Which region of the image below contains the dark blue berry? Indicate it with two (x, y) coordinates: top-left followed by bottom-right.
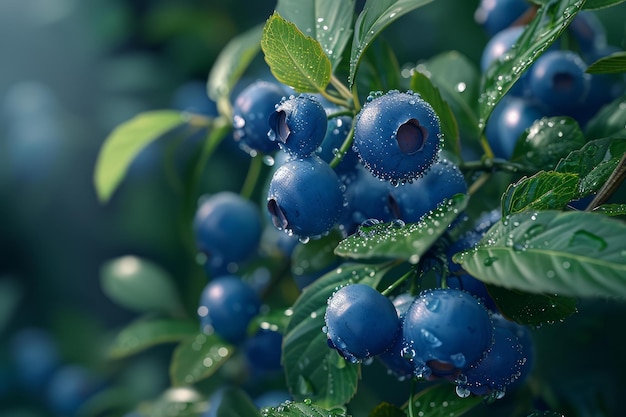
(485, 95), (543, 159)
(193, 192), (262, 276)
(325, 284), (400, 363)
(569, 11), (607, 54)
(403, 288), (494, 379)
(9, 328), (60, 393)
(45, 365), (104, 417)
(388, 158), (467, 224)
(244, 328), (283, 373)
(232, 80), (285, 155)
(353, 90), (441, 184)
(268, 94), (328, 157)
(267, 155), (345, 239)
(474, 0), (529, 36)
(378, 293), (417, 379)
(198, 275), (261, 344)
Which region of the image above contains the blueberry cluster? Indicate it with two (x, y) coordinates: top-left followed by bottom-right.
(478, 4), (626, 159)
(323, 283), (534, 400)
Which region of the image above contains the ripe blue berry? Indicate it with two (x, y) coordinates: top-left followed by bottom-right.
(353, 90), (441, 185)
(569, 11), (607, 54)
(193, 192), (262, 276)
(463, 314), (531, 396)
(325, 284), (400, 363)
(388, 158), (467, 224)
(485, 95), (543, 159)
(403, 288), (494, 379)
(244, 328), (283, 373)
(232, 80), (285, 155)
(267, 155), (345, 239)
(527, 50), (591, 116)
(268, 94), (328, 157)
(45, 365), (104, 417)
(474, 0), (529, 36)
(198, 275), (261, 344)
(480, 26), (525, 73)
(9, 328), (60, 393)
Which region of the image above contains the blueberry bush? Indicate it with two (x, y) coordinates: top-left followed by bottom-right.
(93, 0), (626, 416)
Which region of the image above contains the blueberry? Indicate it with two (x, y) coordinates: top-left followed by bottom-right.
(232, 80), (285, 155)
(339, 165), (394, 235)
(527, 50), (591, 116)
(403, 288), (494, 379)
(9, 327), (60, 393)
(485, 95), (544, 159)
(193, 191), (263, 276)
(378, 293), (417, 379)
(387, 158), (467, 224)
(569, 11), (607, 54)
(198, 275), (261, 344)
(463, 314), (532, 396)
(353, 90), (441, 184)
(474, 0), (529, 36)
(268, 94), (328, 157)
(45, 365), (105, 417)
(244, 328), (283, 373)
(480, 26), (525, 73)
(324, 283), (400, 363)
(267, 155), (345, 239)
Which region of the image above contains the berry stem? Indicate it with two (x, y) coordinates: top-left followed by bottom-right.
(319, 89), (351, 108)
(381, 268), (414, 297)
(407, 378), (417, 417)
(240, 153), (264, 200)
(330, 74), (354, 103)
(329, 120), (356, 168)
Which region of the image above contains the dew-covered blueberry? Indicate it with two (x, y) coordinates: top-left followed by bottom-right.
(324, 283), (400, 363)
(268, 94), (328, 157)
(353, 90), (441, 185)
(378, 293), (417, 379)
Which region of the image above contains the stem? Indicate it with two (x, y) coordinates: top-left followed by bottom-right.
(319, 89), (351, 108)
(468, 172), (491, 196)
(381, 268), (414, 297)
(329, 121), (356, 168)
(479, 133), (495, 160)
(460, 158), (532, 175)
(351, 83), (362, 113)
(326, 109), (354, 119)
(586, 153), (626, 211)
(330, 74), (354, 102)
(240, 153), (264, 200)
(407, 378), (417, 417)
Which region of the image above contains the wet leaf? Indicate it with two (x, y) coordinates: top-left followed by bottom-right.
(335, 194), (468, 261)
(593, 203), (626, 216)
(584, 95), (626, 139)
(276, 0), (355, 70)
(586, 50), (626, 74)
(410, 71), (461, 157)
(209, 387), (262, 417)
(502, 171), (580, 216)
(454, 210), (626, 298)
(511, 117), (586, 172)
(170, 332), (233, 386)
(109, 318), (198, 359)
(368, 402), (405, 417)
(261, 401), (349, 416)
(349, 0), (433, 86)
(261, 12), (332, 93)
(403, 383), (482, 417)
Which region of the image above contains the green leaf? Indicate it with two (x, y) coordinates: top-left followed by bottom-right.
(454, 210), (626, 298)
(109, 318), (198, 359)
(555, 137), (626, 195)
(525, 411), (567, 417)
(478, 0), (586, 131)
(261, 12), (332, 93)
(283, 263), (391, 408)
(485, 285), (577, 326)
(586, 51), (626, 74)
(207, 24), (263, 103)
(502, 171), (580, 216)
(355, 38), (402, 97)
(583, 0), (626, 9)
(404, 383), (482, 417)
(94, 111), (191, 202)
(262, 401), (350, 416)
(349, 0), (434, 86)
(100, 255), (183, 315)
(410, 71), (461, 156)
(209, 387), (262, 417)
(417, 51), (481, 142)
(170, 332), (233, 386)
(593, 203), (626, 216)
(584, 95), (626, 139)
(291, 229), (343, 279)
(139, 387), (206, 417)
(335, 194), (468, 261)
(276, 0), (355, 70)
(368, 402), (405, 417)
(511, 117), (586, 171)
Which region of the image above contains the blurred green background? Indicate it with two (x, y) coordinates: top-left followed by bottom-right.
(1, 0), (625, 416)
